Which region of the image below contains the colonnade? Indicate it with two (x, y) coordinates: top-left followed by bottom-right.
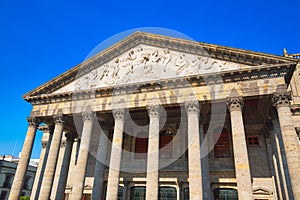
(8, 90), (300, 200)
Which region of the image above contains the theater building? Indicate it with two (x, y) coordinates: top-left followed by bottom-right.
(9, 32), (300, 200)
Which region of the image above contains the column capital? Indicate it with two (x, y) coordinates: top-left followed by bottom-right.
(112, 108), (125, 121)
(147, 104), (161, 118)
(82, 110), (96, 121)
(27, 116), (40, 127)
(227, 97), (243, 112)
(54, 111), (65, 125)
(184, 101), (200, 114)
(273, 91), (291, 109)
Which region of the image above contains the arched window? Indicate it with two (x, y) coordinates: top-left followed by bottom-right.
(159, 186), (177, 200)
(130, 186), (146, 200)
(213, 188), (238, 200)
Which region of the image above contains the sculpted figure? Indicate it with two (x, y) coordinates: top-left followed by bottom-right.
(150, 50), (161, 64)
(176, 54), (188, 74)
(162, 49), (171, 68)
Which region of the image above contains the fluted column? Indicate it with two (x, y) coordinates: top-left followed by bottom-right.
(39, 111), (65, 200)
(273, 89), (300, 200)
(9, 116), (40, 200)
(92, 127), (109, 200)
(106, 109), (125, 200)
(146, 105), (161, 200)
(30, 125), (53, 200)
(55, 132), (75, 200)
(71, 110), (95, 200)
(227, 97), (253, 200)
(185, 101), (203, 200)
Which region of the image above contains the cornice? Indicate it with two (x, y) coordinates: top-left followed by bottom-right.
(22, 32), (298, 101)
(26, 63), (294, 105)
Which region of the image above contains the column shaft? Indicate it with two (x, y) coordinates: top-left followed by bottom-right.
(274, 91), (300, 200)
(92, 128), (108, 199)
(271, 120), (290, 199)
(200, 125), (212, 200)
(39, 112), (64, 200)
(71, 110), (95, 200)
(50, 134), (67, 199)
(106, 109), (125, 200)
(185, 101), (203, 200)
(55, 133), (75, 200)
(9, 117), (39, 200)
(30, 126), (53, 200)
(227, 97), (253, 200)
(146, 105), (160, 200)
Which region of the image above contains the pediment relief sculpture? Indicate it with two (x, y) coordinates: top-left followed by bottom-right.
(54, 44), (248, 94)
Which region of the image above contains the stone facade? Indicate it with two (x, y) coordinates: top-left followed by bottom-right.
(9, 32), (300, 200)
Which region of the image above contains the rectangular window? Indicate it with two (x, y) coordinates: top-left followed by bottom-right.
(247, 136), (259, 146)
(214, 132), (231, 158)
(134, 137), (148, 159)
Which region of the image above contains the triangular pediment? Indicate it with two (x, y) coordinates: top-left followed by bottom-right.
(52, 44), (251, 94)
(253, 187), (272, 195)
(23, 31), (297, 101)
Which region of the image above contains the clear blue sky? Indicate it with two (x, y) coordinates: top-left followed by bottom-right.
(0, 0), (299, 159)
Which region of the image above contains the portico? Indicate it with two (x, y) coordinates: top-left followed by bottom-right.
(9, 32), (300, 200)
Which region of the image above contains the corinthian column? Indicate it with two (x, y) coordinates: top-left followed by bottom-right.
(9, 116), (40, 200)
(55, 132), (75, 200)
(227, 97), (253, 200)
(39, 111), (65, 200)
(106, 109), (125, 200)
(185, 101), (203, 200)
(273, 88), (300, 200)
(71, 110), (95, 200)
(146, 105), (161, 200)
(31, 125), (53, 200)
(92, 127), (109, 200)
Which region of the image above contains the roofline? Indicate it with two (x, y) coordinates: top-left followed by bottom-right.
(23, 31), (299, 100)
